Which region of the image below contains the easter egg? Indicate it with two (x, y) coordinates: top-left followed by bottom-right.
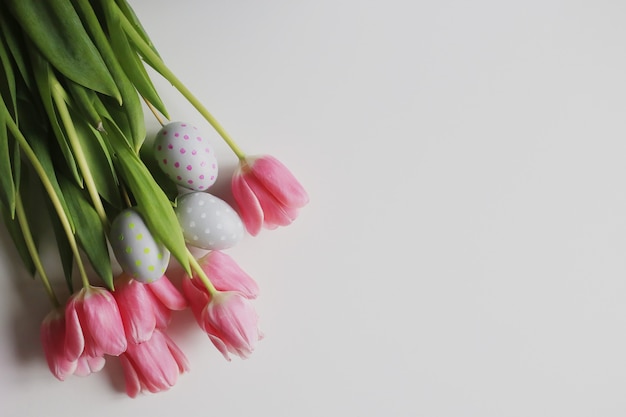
(175, 192), (245, 250)
(153, 121), (219, 191)
(110, 209), (171, 283)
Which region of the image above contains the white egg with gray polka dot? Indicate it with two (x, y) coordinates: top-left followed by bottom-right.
(176, 192), (244, 250)
(110, 209), (170, 283)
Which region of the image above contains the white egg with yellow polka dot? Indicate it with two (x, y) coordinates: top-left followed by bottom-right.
(110, 208), (170, 283)
(176, 192), (244, 250)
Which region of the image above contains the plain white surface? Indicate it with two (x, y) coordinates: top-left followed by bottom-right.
(2, 0), (626, 415)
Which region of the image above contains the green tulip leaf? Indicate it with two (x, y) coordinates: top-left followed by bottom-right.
(0, 35), (17, 118)
(113, 0), (162, 59)
(0, 10), (33, 90)
(0, 198), (35, 276)
(29, 51), (82, 186)
(4, 0), (120, 99)
(25, 135), (75, 234)
(66, 81), (103, 130)
(0, 111), (16, 217)
(46, 197), (74, 293)
(59, 175), (113, 290)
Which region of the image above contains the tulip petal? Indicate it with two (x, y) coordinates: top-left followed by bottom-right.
(207, 333), (232, 361)
(81, 288), (127, 357)
(217, 295), (258, 357)
(202, 251), (259, 299)
(151, 298), (174, 330)
(249, 155), (309, 208)
(114, 278), (157, 344)
(181, 277), (210, 330)
(120, 330), (188, 397)
(244, 172), (294, 227)
(119, 354), (142, 398)
(146, 276), (187, 311)
(41, 311), (78, 380)
(231, 171), (263, 236)
(163, 332), (190, 373)
(89, 355), (106, 373)
(74, 354), (106, 376)
(64, 298), (85, 362)
(127, 331), (180, 392)
(204, 292), (261, 360)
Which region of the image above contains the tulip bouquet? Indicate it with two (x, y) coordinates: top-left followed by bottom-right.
(0, 0), (308, 397)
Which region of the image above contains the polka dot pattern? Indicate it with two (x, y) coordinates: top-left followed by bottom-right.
(175, 192), (244, 250)
(153, 121), (219, 191)
(110, 209), (171, 283)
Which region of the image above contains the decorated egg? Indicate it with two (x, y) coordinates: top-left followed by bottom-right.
(175, 192), (245, 250)
(110, 208), (171, 283)
(153, 121), (219, 191)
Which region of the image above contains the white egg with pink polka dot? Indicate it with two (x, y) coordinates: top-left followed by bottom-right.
(153, 121), (219, 191)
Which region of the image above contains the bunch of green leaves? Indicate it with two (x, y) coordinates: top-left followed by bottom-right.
(0, 0), (189, 293)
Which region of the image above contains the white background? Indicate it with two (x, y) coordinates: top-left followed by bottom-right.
(2, 0), (626, 415)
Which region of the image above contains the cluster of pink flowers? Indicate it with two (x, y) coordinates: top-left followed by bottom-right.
(39, 155), (308, 397)
(41, 277), (172, 393)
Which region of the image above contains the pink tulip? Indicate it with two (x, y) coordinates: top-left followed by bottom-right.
(187, 251), (259, 299)
(64, 286), (127, 362)
(231, 155), (309, 236)
(40, 309), (77, 381)
(113, 274), (187, 343)
(182, 278), (262, 360)
(118, 330), (189, 398)
(41, 309), (106, 380)
(204, 291), (263, 360)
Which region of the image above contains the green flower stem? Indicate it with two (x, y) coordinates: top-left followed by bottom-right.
(15, 194), (60, 308)
(50, 78), (109, 230)
(4, 106), (91, 289)
(187, 248), (217, 296)
(117, 8), (247, 160)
